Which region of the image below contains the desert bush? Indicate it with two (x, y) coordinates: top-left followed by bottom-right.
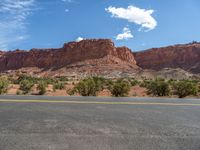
(174, 80), (198, 98)
(168, 79), (177, 85)
(0, 78), (9, 94)
(42, 77), (57, 84)
(19, 79), (34, 94)
(66, 88), (75, 96)
(37, 81), (47, 95)
(139, 80), (152, 88)
(56, 76), (69, 82)
(72, 77), (104, 96)
(16, 90), (22, 95)
(103, 79), (114, 90)
(92, 76), (106, 90)
(127, 78), (139, 86)
(110, 80), (131, 97)
(147, 79), (170, 96)
(130, 80), (139, 86)
(53, 82), (65, 91)
(15, 75), (38, 84)
(14, 75), (58, 85)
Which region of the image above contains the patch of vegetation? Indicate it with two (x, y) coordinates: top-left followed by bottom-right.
(139, 79), (152, 88)
(14, 75), (37, 84)
(16, 90), (22, 95)
(19, 79), (34, 94)
(174, 80), (198, 98)
(42, 77), (58, 84)
(53, 82), (65, 91)
(14, 75), (57, 85)
(0, 77), (9, 94)
(109, 79), (131, 97)
(37, 81), (48, 95)
(127, 78), (139, 86)
(1, 74), (200, 98)
(71, 77), (105, 96)
(146, 79), (170, 96)
(56, 76), (69, 82)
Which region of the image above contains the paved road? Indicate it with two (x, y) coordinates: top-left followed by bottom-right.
(0, 96), (200, 150)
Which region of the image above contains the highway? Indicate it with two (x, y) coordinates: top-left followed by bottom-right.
(0, 96), (200, 150)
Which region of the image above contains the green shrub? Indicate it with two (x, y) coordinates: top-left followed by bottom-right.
(110, 80), (131, 97)
(92, 76), (106, 91)
(103, 79), (114, 90)
(73, 77), (104, 96)
(16, 90), (22, 95)
(174, 81), (198, 98)
(147, 79), (170, 96)
(66, 88), (75, 96)
(56, 76), (69, 82)
(139, 80), (152, 88)
(37, 81), (47, 95)
(53, 82), (65, 91)
(14, 75), (57, 85)
(19, 79), (34, 94)
(15, 75), (37, 84)
(127, 78), (139, 86)
(42, 77), (57, 84)
(0, 78), (9, 94)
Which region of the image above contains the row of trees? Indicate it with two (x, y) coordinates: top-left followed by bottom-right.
(70, 77), (199, 98)
(1, 75), (66, 95)
(69, 77), (131, 97)
(144, 78), (198, 98)
(0, 75), (199, 98)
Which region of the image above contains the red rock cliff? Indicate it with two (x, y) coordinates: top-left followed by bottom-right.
(134, 42), (200, 73)
(0, 39), (137, 72)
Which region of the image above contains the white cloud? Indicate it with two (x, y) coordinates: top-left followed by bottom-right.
(62, 0), (74, 3)
(115, 27), (133, 40)
(106, 5), (157, 31)
(75, 37), (84, 42)
(65, 9), (69, 12)
(0, 0), (35, 50)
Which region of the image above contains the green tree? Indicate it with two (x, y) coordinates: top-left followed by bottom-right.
(37, 81), (47, 95)
(74, 78), (97, 96)
(19, 79), (34, 94)
(110, 80), (131, 97)
(73, 77), (104, 96)
(147, 79), (170, 96)
(0, 78), (9, 94)
(174, 81), (198, 98)
(127, 78), (139, 86)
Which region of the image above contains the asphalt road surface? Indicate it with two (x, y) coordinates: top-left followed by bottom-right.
(0, 96), (200, 150)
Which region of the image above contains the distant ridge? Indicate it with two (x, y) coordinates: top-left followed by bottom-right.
(134, 42), (200, 74)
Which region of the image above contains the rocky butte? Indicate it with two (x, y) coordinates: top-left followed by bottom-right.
(0, 39), (139, 77)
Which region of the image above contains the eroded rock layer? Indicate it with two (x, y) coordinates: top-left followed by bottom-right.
(134, 42), (200, 74)
(0, 39), (138, 77)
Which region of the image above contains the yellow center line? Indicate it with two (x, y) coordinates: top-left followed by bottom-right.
(0, 99), (200, 106)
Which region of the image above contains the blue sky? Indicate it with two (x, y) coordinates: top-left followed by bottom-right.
(0, 0), (200, 51)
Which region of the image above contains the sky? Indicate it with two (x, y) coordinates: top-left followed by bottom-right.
(0, 0), (200, 51)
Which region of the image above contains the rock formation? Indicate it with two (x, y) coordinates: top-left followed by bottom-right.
(1, 39), (200, 78)
(0, 39), (139, 77)
(134, 42), (200, 74)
